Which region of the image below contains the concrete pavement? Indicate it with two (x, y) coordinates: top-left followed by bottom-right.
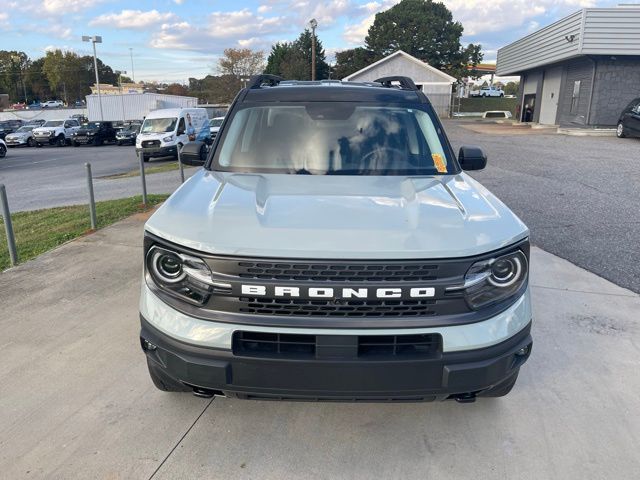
(1, 213), (639, 479)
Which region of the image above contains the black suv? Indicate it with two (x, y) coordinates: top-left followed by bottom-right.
(72, 121), (117, 146)
(0, 120), (23, 140)
(617, 98), (640, 138)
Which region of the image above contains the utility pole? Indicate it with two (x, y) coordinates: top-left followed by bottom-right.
(129, 47), (135, 83)
(82, 35), (104, 121)
(115, 70), (127, 123)
(309, 18), (318, 81)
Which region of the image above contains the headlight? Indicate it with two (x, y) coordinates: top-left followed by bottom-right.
(162, 135), (174, 142)
(146, 246), (222, 305)
(88, 132), (95, 136)
(448, 249), (528, 310)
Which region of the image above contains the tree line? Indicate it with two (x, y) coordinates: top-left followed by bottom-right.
(1, 0), (483, 106)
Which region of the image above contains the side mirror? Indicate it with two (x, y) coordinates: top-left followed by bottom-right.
(180, 141), (207, 166)
(177, 129), (185, 136)
(458, 146), (487, 171)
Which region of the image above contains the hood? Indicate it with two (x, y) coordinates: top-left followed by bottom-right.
(76, 128), (97, 135)
(145, 170), (529, 259)
(6, 132), (27, 139)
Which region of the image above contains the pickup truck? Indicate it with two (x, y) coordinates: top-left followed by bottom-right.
(471, 86), (505, 98)
(72, 121), (117, 146)
(139, 75), (532, 403)
(33, 119), (80, 147)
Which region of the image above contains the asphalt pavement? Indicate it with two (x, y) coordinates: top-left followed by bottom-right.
(444, 120), (640, 293)
(0, 145), (195, 212)
(1, 213), (639, 479)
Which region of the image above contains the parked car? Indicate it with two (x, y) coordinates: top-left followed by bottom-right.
(483, 110), (512, 119)
(70, 114), (88, 124)
(73, 100), (85, 107)
(136, 108), (210, 161)
(116, 123), (141, 146)
(11, 103), (27, 110)
(616, 98), (640, 138)
(72, 121), (117, 146)
(27, 102), (42, 110)
(4, 125), (37, 147)
(141, 75), (532, 402)
(209, 116), (224, 139)
(0, 120), (23, 140)
(471, 86), (505, 97)
(41, 100), (64, 108)
(0, 138), (6, 158)
(32, 119), (80, 146)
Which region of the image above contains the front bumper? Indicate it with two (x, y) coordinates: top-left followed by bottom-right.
(140, 285), (532, 401)
(4, 137), (27, 145)
(34, 134), (55, 144)
(136, 145), (177, 157)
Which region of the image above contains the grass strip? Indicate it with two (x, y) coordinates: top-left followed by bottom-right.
(102, 162), (195, 179)
(0, 194), (168, 270)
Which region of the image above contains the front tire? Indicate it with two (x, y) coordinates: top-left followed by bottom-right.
(0, 144), (6, 158)
(616, 122), (627, 138)
(27, 137), (35, 147)
(56, 135), (66, 147)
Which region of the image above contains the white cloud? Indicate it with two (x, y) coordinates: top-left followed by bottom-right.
(257, 5), (272, 13)
(90, 10), (177, 29)
(43, 0), (101, 14)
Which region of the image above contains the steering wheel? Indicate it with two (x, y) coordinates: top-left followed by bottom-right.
(360, 146), (406, 169)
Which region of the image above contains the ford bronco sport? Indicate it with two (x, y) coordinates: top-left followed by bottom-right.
(140, 75), (532, 402)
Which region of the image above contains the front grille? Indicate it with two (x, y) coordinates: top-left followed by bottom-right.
(238, 297), (437, 317)
(142, 140), (160, 148)
(235, 261), (439, 282)
(232, 331), (442, 360)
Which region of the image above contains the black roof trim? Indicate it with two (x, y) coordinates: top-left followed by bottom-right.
(249, 74), (283, 89)
(374, 76), (419, 91)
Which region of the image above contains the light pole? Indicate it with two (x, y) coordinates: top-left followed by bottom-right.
(129, 47), (135, 83)
(115, 70), (127, 123)
(309, 18), (318, 81)
(82, 35), (104, 121)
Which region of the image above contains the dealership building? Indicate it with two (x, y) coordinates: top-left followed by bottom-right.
(497, 7), (640, 127)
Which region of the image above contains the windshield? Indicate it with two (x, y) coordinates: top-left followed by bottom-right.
(210, 118), (224, 127)
(43, 121), (64, 127)
(214, 103), (453, 175)
(16, 126), (34, 132)
(141, 118), (177, 134)
(83, 122), (101, 129)
(124, 124), (141, 132)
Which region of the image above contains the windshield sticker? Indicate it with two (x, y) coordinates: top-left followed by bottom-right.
(432, 153), (447, 173)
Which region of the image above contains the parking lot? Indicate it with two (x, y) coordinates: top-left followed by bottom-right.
(0, 145), (191, 212)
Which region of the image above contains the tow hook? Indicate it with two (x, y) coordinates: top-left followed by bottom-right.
(454, 393), (477, 403)
(192, 387), (225, 399)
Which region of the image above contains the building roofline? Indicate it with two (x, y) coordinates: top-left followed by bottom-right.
(343, 50), (456, 83)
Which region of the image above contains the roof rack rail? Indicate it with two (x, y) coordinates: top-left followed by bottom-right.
(374, 76), (419, 91)
(249, 74), (284, 89)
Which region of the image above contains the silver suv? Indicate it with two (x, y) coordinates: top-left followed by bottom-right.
(139, 76), (532, 403)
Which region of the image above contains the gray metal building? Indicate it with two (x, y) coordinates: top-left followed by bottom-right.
(497, 7), (640, 127)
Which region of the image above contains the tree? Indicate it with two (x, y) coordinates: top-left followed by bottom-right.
(504, 81), (519, 96)
(0, 50), (29, 102)
(265, 29), (330, 80)
(218, 48), (265, 78)
(332, 47), (378, 79)
(364, 0), (482, 79)
(165, 83), (189, 96)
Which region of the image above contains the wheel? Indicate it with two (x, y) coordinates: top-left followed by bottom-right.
(117, 140), (122, 146)
(56, 135), (66, 147)
(73, 141), (80, 147)
(500, 93), (504, 97)
(27, 137), (35, 147)
(479, 370), (520, 398)
(143, 155), (150, 162)
(199, 144), (207, 161)
(616, 122), (627, 138)
(0, 144), (6, 158)
(146, 358), (190, 392)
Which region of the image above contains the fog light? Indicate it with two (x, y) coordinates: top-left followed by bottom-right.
(142, 339), (157, 351)
(516, 345), (529, 357)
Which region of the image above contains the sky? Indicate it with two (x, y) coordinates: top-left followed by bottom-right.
(1, 0), (620, 83)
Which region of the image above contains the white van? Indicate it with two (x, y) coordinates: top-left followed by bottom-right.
(136, 108), (210, 161)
